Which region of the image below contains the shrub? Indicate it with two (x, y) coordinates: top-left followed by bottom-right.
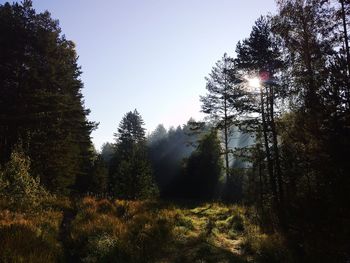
(0, 149), (51, 211)
(82, 233), (118, 263)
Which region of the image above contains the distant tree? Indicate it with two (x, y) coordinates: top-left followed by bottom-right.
(110, 110), (157, 199)
(89, 154), (108, 194)
(101, 142), (115, 164)
(147, 121), (198, 197)
(183, 131), (223, 200)
(148, 124), (167, 145)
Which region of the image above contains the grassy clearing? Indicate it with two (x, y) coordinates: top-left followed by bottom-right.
(0, 197), (291, 262)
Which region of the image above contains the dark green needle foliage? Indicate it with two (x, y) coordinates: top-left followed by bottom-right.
(182, 130), (223, 200)
(110, 110), (158, 199)
(88, 154), (109, 194)
(0, 0), (96, 193)
(147, 121), (199, 198)
(200, 53), (248, 184)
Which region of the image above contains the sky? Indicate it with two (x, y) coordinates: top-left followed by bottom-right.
(3, 0), (277, 150)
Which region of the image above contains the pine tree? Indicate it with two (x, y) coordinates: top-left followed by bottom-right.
(200, 53), (248, 184)
(110, 110), (157, 199)
(0, 1), (96, 193)
(183, 131), (223, 200)
(235, 16), (285, 225)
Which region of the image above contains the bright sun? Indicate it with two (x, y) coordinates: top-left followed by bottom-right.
(247, 77), (261, 88)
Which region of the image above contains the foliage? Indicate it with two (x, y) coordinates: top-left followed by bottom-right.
(181, 131), (223, 200)
(147, 121), (198, 198)
(110, 110), (158, 199)
(88, 154), (108, 194)
(200, 53), (249, 182)
(0, 149), (51, 211)
(0, 0), (96, 193)
(69, 197), (174, 262)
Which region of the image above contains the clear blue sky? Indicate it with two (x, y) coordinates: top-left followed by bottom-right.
(4, 0), (277, 150)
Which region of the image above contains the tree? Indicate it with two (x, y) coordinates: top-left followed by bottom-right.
(148, 124), (167, 145)
(0, 1), (96, 193)
(147, 121), (198, 198)
(110, 110), (157, 199)
(182, 131), (223, 200)
(101, 142), (115, 164)
(89, 154), (108, 194)
(200, 53), (247, 183)
(235, 16), (285, 226)
(265, 1), (350, 259)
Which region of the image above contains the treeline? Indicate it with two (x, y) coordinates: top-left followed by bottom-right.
(101, 119), (224, 200)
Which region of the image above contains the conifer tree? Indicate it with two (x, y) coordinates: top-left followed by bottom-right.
(110, 110), (157, 199)
(0, 1), (96, 192)
(200, 53), (248, 183)
(183, 131), (223, 200)
(235, 16), (285, 225)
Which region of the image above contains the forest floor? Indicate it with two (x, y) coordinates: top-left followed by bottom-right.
(0, 197), (288, 263)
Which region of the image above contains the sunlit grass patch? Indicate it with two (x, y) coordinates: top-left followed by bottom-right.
(239, 219), (294, 263)
(69, 197), (176, 262)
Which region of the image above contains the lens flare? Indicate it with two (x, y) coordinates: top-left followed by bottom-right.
(247, 77), (261, 88)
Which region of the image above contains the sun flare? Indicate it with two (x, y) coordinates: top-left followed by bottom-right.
(247, 77), (261, 88)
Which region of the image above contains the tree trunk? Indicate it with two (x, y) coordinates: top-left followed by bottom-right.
(268, 83), (286, 229)
(260, 88), (278, 209)
(268, 85), (284, 204)
(224, 88), (230, 183)
(340, 0), (350, 108)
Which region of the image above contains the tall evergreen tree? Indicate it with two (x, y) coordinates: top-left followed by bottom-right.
(200, 53), (249, 184)
(110, 110), (157, 199)
(235, 16), (286, 226)
(0, 1), (96, 193)
(182, 131), (223, 200)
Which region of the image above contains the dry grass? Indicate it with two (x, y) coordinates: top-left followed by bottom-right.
(0, 209), (63, 262)
(0, 196), (292, 262)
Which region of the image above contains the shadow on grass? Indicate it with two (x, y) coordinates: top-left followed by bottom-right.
(172, 238), (247, 263)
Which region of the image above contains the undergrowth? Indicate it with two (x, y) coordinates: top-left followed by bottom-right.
(0, 196), (294, 262)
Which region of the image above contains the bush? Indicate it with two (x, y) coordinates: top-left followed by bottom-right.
(0, 149), (51, 211)
(82, 233), (119, 263)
